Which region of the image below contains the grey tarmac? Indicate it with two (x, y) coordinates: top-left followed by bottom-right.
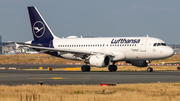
(0, 64), (81, 69)
(0, 70), (180, 85)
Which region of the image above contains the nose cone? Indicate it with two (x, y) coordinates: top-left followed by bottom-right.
(166, 47), (174, 58)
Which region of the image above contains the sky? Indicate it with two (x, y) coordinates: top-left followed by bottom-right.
(0, 0), (180, 44)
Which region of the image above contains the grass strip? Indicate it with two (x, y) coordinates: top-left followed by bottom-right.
(1, 83), (180, 101)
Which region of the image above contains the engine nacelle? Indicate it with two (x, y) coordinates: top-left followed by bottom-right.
(89, 55), (110, 67)
(126, 60), (148, 67)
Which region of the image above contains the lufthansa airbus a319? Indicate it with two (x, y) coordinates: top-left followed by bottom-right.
(14, 6), (174, 72)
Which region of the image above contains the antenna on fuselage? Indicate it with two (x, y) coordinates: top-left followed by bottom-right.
(146, 34), (149, 37)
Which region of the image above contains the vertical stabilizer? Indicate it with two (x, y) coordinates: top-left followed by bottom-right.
(28, 6), (57, 41)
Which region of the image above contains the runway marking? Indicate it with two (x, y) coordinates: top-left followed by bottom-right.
(0, 75), (4, 77)
(65, 68), (81, 71)
(27, 77), (89, 80)
(0, 75), (9, 77)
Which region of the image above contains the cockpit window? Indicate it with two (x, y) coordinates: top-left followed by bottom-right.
(161, 43), (166, 46)
(153, 43), (157, 46)
(157, 43), (161, 46)
(153, 43), (166, 46)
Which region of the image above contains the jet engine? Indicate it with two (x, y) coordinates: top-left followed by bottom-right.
(89, 55), (110, 67)
(126, 60), (148, 67)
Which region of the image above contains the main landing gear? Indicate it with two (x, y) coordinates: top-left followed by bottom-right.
(108, 62), (117, 72)
(146, 60), (153, 72)
(81, 65), (91, 72)
(81, 63), (118, 72)
(108, 65), (117, 72)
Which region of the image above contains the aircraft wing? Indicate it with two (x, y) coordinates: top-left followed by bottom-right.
(12, 42), (115, 56)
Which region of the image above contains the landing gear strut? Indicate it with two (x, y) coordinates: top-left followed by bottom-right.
(108, 62), (117, 72)
(81, 65), (91, 72)
(146, 60), (153, 72)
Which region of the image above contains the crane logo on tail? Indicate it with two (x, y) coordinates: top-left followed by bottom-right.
(33, 21), (45, 38)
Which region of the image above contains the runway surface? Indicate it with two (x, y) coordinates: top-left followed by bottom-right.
(0, 70), (180, 85)
(0, 63), (179, 69)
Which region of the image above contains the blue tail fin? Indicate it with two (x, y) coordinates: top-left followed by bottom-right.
(13, 47), (16, 53)
(28, 6), (56, 41)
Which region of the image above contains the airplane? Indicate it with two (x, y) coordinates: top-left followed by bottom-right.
(7, 47), (23, 54)
(25, 51), (39, 54)
(25, 48), (39, 54)
(14, 6), (174, 72)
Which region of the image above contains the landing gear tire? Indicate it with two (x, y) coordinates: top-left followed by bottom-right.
(108, 65), (117, 72)
(146, 60), (153, 72)
(147, 67), (153, 72)
(81, 65), (91, 72)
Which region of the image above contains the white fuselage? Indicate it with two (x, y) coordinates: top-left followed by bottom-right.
(52, 36), (174, 62)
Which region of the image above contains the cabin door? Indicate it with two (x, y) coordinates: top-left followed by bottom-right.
(140, 39), (147, 52)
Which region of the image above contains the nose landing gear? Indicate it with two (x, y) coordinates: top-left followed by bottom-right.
(146, 60), (153, 72)
(147, 67), (153, 72)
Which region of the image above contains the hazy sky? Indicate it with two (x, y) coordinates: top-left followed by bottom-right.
(0, 0), (179, 44)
